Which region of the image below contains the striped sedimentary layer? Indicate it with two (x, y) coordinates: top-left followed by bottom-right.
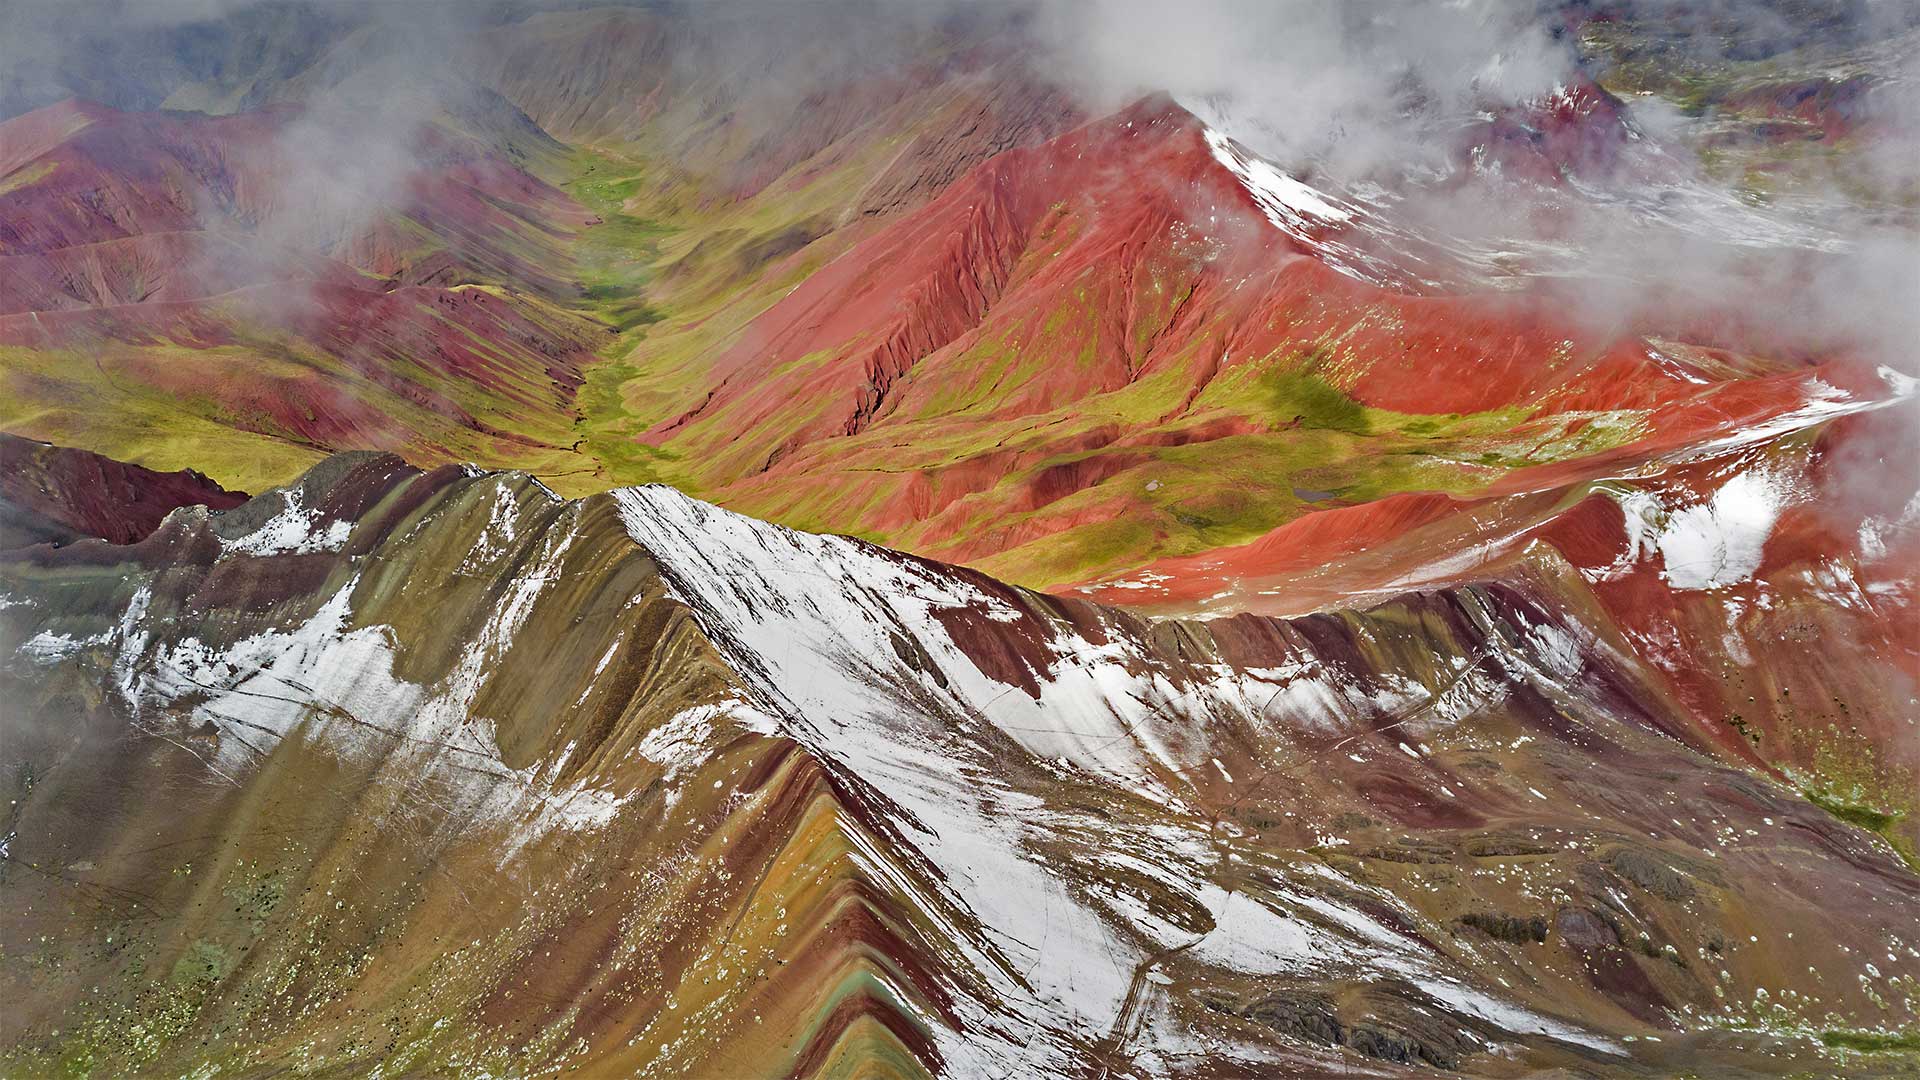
(1, 453), (1915, 1077)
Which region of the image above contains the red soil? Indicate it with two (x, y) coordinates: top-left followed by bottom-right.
(659, 94), (1746, 517)
(1074, 379), (1920, 781)
(0, 99), (604, 456)
(0, 433), (247, 547)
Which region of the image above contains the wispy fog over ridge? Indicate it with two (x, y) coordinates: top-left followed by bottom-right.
(3, 0), (1914, 371)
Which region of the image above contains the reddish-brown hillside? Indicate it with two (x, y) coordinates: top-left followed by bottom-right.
(0, 99), (604, 487)
(622, 94), (1837, 589)
(0, 432), (246, 547)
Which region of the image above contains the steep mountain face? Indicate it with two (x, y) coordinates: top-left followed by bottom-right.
(610, 89), (1883, 589)
(3, 452), (1915, 1077)
(0, 433), (247, 548)
(0, 95), (607, 491)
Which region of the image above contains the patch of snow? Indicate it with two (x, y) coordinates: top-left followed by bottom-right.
(1591, 459), (1809, 593)
(1645, 344), (1709, 384)
(1185, 885), (1321, 973)
(1655, 468), (1791, 590)
(1098, 570), (1172, 593)
(1807, 560), (1872, 610)
(1671, 371), (1908, 463)
(1414, 976), (1618, 1053)
(459, 478), (524, 571)
(1204, 128), (1352, 227)
(634, 702), (725, 773)
(15, 630), (94, 664)
(1525, 623), (1585, 680)
(223, 488), (352, 556)
(1857, 490), (1920, 564)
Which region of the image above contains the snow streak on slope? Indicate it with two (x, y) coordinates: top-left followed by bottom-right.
(96, 498), (629, 848)
(1201, 128), (1353, 231)
(614, 484), (1157, 1067)
(219, 488), (354, 556)
(1631, 467), (1792, 591)
(1199, 125), (1400, 287)
(611, 484), (1617, 1069)
(1197, 118), (1537, 292)
(622, 486), (1262, 802)
(1197, 92), (1858, 298)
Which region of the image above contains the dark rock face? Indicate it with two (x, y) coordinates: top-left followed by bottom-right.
(1210, 982), (1500, 1070)
(1349, 1023), (1458, 1069)
(1603, 846), (1699, 901)
(1557, 907), (1625, 948)
(1459, 911), (1551, 944)
(0, 433), (246, 548)
(1207, 989), (1346, 1047)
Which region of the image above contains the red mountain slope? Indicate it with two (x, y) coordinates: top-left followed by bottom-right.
(0, 99), (604, 486)
(621, 96), (1835, 589)
(1077, 362), (1919, 832)
(0, 432), (246, 547)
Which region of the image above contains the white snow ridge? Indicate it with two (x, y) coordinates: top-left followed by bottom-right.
(610, 483), (1616, 1073)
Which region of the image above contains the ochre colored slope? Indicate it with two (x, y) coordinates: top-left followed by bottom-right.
(3, 451), (1915, 1075)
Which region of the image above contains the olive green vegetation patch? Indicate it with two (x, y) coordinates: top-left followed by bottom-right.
(1808, 791), (1899, 834)
(1266, 370), (1371, 434)
(1786, 724), (1920, 873)
(563, 151), (675, 333)
(0, 346), (326, 492)
(1805, 790), (1917, 872)
(546, 141), (900, 495)
(0, 333), (591, 495)
(0, 159), (59, 198)
(973, 514), (1164, 588)
(169, 940), (234, 988)
(570, 356), (681, 493)
(1820, 1029), (1920, 1053)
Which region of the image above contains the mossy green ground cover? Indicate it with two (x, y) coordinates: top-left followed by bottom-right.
(1820, 1029), (1920, 1053)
